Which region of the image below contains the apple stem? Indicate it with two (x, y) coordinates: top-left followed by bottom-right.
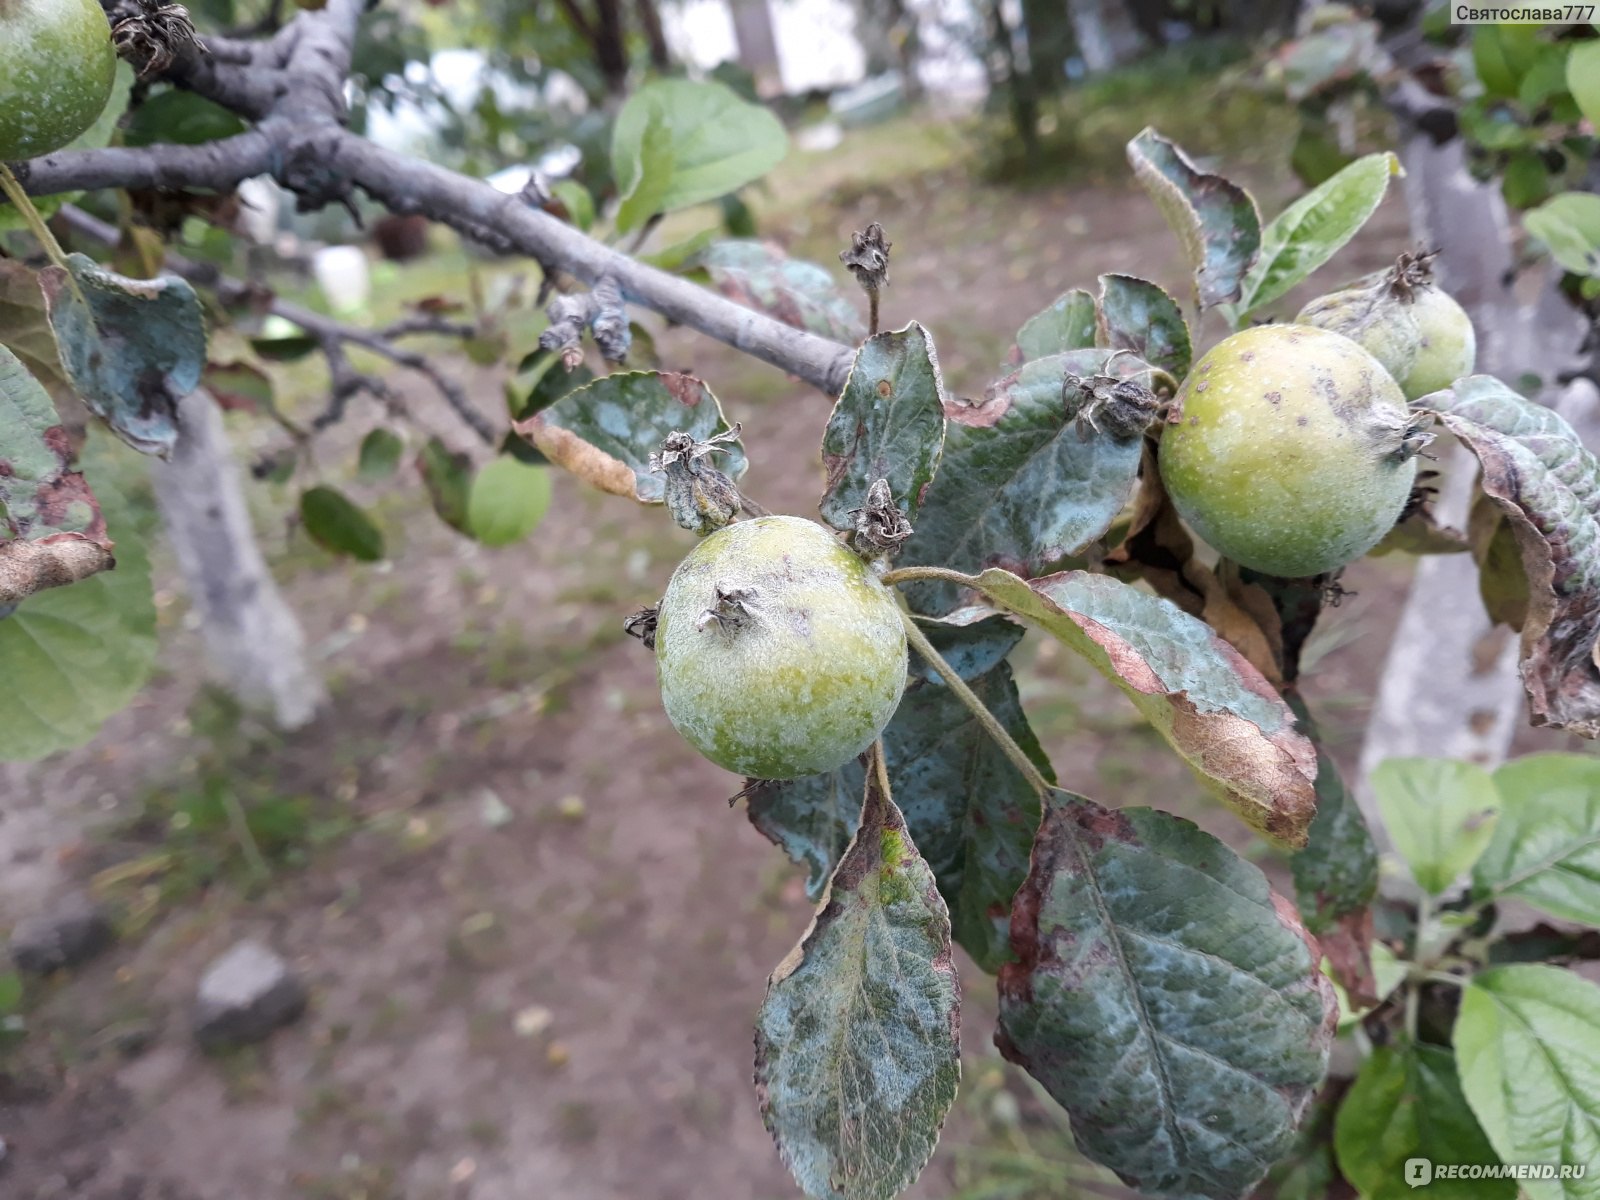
(0, 163), (73, 273)
(896, 606), (1052, 799)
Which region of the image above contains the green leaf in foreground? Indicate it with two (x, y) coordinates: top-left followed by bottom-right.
(1455, 966), (1600, 1200)
(1334, 1043), (1511, 1200)
(1225, 151), (1402, 322)
(1372, 757), (1500, 896)
(0, 455), (156, 761)
(1127, 127), (1262, 309)
(819, 322), (947, 531)
(754, 760), (960, 1200)
(299, 486), (385, 562)
(1472, 753), (1600, 926)
(466, 457), (552, 547)
(996, 789), (1334, 1200)
(514, 371), (745, 504)
(38, 254), (206, 458)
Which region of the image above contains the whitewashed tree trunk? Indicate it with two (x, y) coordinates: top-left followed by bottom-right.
(1067, 0), (1149, 73)
(1355, 130), (1596, 857)
(150, 389), (324, 729)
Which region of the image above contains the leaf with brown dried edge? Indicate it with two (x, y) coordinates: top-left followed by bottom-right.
(39, 254), (207, 458)
(898, 349), (1150, 617)
(1286, 693), (1379, 1004)
(996, 789), (1336, 1200)
(1127, 128), (1263, 310)
(754, 750), (960, 1200)
(916, 566), (1318, 846)
(1107, 477), (1287, 686)
(513, 370), (746, 503)
(1424, 375), (1600, 736)
(819, 321), (947, 532)
(0, 347), (113, 606)
(0, 260), (72, 405)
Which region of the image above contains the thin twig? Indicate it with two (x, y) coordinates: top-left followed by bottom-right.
(897, 607), (1052, 797)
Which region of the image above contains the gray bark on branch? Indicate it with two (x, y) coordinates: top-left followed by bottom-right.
(13, 0), (858, 398)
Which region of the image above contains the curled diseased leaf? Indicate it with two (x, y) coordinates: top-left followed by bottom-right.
(0, 347), (113, 605)
(900, 349), (1151, 617)
(1096, 274), (1192, 378)
(1424, 375), (1600, 736)
(820, 322), (947, 532)
(39, 253), (207, 458)
(754, 757), (960, 1200)
(933, 567), (1319, 846)
(1127, 128), (1262, 309)
(997, 789), (1336, 1200)
(514, 371), (746, 503)
(702, 240), (865, 343)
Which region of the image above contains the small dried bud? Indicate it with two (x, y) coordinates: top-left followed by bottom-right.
(650, 426), (745, 536)
(624, 603), (659, 650)
(1396, 413), (1437, 462)
(1385, 249), (1440, 303)
(111, 0), (206, 78)
(840, 223), (891, 293)
(696, 584), (761, 633)
(849, 478), (914, 562)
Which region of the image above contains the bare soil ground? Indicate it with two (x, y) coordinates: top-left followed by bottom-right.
(0, 113), (1582, 1200)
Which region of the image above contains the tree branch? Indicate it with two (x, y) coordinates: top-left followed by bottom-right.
(14, 0), (857, 397)
(14, 133), (276, 196)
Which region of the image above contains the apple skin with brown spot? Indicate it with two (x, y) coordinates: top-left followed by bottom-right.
(1158, 325), (1417, 579)
(655, 515), (907, 780)
(0, 0), (116, 161)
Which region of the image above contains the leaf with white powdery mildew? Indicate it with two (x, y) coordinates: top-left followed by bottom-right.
(890, 631), (1052, 973)
(1127, 128), (1262, 309)
(702, 240), (865, 343)
(0, 347), (113, 606)
(39, 254), (207, 458)
(1421, 375), (1600, 736)
(996, 789), (1336, 1200)
(513, 371), (746, 503)
(1096, 273), (1192, 378)
(755, 759), (960, 1200)
(899, 349), (1151, 617)
(1455, 965), (1600, 1200)
(945, 567), (1319, 846)
(820, 322), (947, 530)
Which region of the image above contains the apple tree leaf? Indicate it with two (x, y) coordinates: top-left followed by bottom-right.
(819, 322), (947, 531)
(996, 789), (1335, 1199)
